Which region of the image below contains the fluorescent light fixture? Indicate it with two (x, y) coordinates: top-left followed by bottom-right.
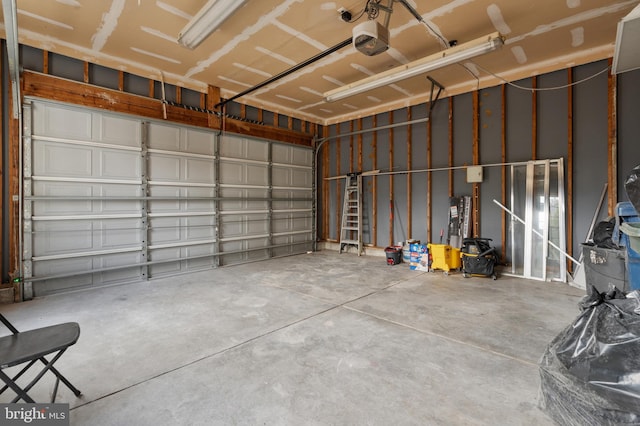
(612, 3), (640, 74)
(178, 0), (248, 49)
(324, 32), (504, 102)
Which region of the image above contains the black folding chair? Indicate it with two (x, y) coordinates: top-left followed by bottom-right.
(0, 313), (81, 403)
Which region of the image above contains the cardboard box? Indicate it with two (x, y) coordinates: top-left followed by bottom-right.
(410, 252), (430, 271)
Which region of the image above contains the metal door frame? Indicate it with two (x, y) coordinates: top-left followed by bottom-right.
(510, 159), (566, 282)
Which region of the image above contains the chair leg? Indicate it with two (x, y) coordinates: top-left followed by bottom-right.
(41, 360), (81, 397)
(0, 359), (38, 395)
(0, 369), (35, 403)
(51, 377), (60, 403)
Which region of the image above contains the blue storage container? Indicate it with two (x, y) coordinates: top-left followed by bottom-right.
(613, 202), (640, 247)
(620, 222), (640, 290)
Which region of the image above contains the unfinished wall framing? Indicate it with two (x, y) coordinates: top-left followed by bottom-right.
(319, 59), (640, 271)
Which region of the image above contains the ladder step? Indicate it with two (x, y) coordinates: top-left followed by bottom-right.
(343, 226), (359, 231)
(341, 239), (359, 245)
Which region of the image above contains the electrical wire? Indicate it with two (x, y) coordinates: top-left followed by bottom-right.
(419, 20), (449, 49)
(458, 63), (481, 90)
(347, 0), (378, 23)
(470, 61), (611, 92)
(347, 6), (368, 23)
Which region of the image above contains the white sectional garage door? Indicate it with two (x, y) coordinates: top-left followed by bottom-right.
(22, 99), (313, 297)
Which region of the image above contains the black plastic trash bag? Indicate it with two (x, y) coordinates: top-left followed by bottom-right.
(625, 165), (640, 216)
(593, 217), (618, 249)
(539, 286), (640, 425)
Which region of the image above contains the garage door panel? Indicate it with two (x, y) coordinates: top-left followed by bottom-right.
(96, 114), (140, 147)
(185, 187), (215, 211)
(273, 189), (312, 210)
(219, 162), (268, 187)
(148, 154), (181, 181)
(220, 135), (268, 162)
(148, 200), (181, 213)
(246, 164), (269, 186)
(184, 129), (215, 156)
(247, 237), (269, 250)
(185, 216), (215, 239)
(98, 266), (142, 284)
(273, 144), (312, 167)
(186, 187), (215, 198)
(149, 186), (181, 212)
(32, 199), (93, 218)
(219, 187), (268, 211)
(185, 245), (216, 270)
(272, 214), (289, 233)
(292, 215), (313, 231)
(101, 219), (142, 248)
(149, 247), (183, 276)
(98, 184), (142, 213)
(184, 199), (215, 212)
(34, 102), (92, 140)
(149, 217), (181, 244)
(219, 241), (268, 265)
(184, 158), (215, 183)
(221, 215), (268, 239)
(92, 253), (143, 284)
(247, 216), (269, 235)
(99, 184), (142, 197)
(35, 142), (93, 177)
(34, 274), (94, 295)
(34, 256), (93, 275)
(272, 213), (312, 234)
(271, 166), (290, 187)
(99, 150), (141, 179)
(272, 166), (312, 188)
(33, 220), (93, 254)
(148, 122), (180, 151)
(291, 168), (312, 187)
(293, 148), (312, 167)
(33, 182), (92, 215)
(273, 237), (312, 258)
(220, 218), (243, 237)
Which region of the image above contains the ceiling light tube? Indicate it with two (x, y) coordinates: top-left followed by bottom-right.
(178, 0), (248, 49)
(324, 32), (504, 102)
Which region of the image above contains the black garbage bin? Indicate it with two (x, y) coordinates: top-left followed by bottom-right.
(384, 246), (402, 265)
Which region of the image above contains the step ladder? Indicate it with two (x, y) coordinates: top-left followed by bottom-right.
(339, 172), (363, 255)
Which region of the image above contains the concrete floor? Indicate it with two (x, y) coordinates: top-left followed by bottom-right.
(0, 251), (585, 425)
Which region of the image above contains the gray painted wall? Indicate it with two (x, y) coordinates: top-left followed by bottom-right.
(430, 97), (451, 246)
(572, 61), (610, 254)
(479, 85), (503, 252)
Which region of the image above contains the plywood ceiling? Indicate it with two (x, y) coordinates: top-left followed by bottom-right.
(2, 0), (637, 125)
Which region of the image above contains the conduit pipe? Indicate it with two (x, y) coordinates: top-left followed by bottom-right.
(2, 0), (23, 292)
